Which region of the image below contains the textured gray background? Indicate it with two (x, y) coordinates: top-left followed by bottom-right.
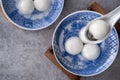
(0, 0), (120, 80)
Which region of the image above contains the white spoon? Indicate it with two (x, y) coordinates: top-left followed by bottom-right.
(79, 6), (120, 44)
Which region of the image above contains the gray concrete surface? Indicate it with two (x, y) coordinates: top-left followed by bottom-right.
(0, 0), (120, 80)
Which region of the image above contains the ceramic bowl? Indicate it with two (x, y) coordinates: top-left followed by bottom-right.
(1, 0), (64, 30)
(52, 10), (119, 76)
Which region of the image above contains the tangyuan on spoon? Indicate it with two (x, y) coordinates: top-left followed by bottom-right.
(79, 5), (120, 44)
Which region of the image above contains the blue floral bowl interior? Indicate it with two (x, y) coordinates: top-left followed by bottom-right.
(52, 11), (119, 76)
(1, 0), (64, 30)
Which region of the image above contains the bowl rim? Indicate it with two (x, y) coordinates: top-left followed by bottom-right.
(0, 0), (64, 31)
(52, 10), (119, 76)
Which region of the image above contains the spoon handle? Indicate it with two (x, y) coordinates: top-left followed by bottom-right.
(105, 6), (120, 27)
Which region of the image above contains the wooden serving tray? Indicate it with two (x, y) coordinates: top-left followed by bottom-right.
(45, 2), (120, 80)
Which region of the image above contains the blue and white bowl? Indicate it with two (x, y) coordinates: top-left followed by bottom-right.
(1, 0), (64, 30)
(52, 10), (119, 76)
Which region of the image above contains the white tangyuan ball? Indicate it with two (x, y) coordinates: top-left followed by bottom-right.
(89, 20), (110, 40)
(65, 37), (83, 55)
(18, 0), (34, 14)
(34, 0), (50, 11)
(82, 44), (100, 60)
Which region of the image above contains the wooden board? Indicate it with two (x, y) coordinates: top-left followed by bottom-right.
(45, 2), (120, 80)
